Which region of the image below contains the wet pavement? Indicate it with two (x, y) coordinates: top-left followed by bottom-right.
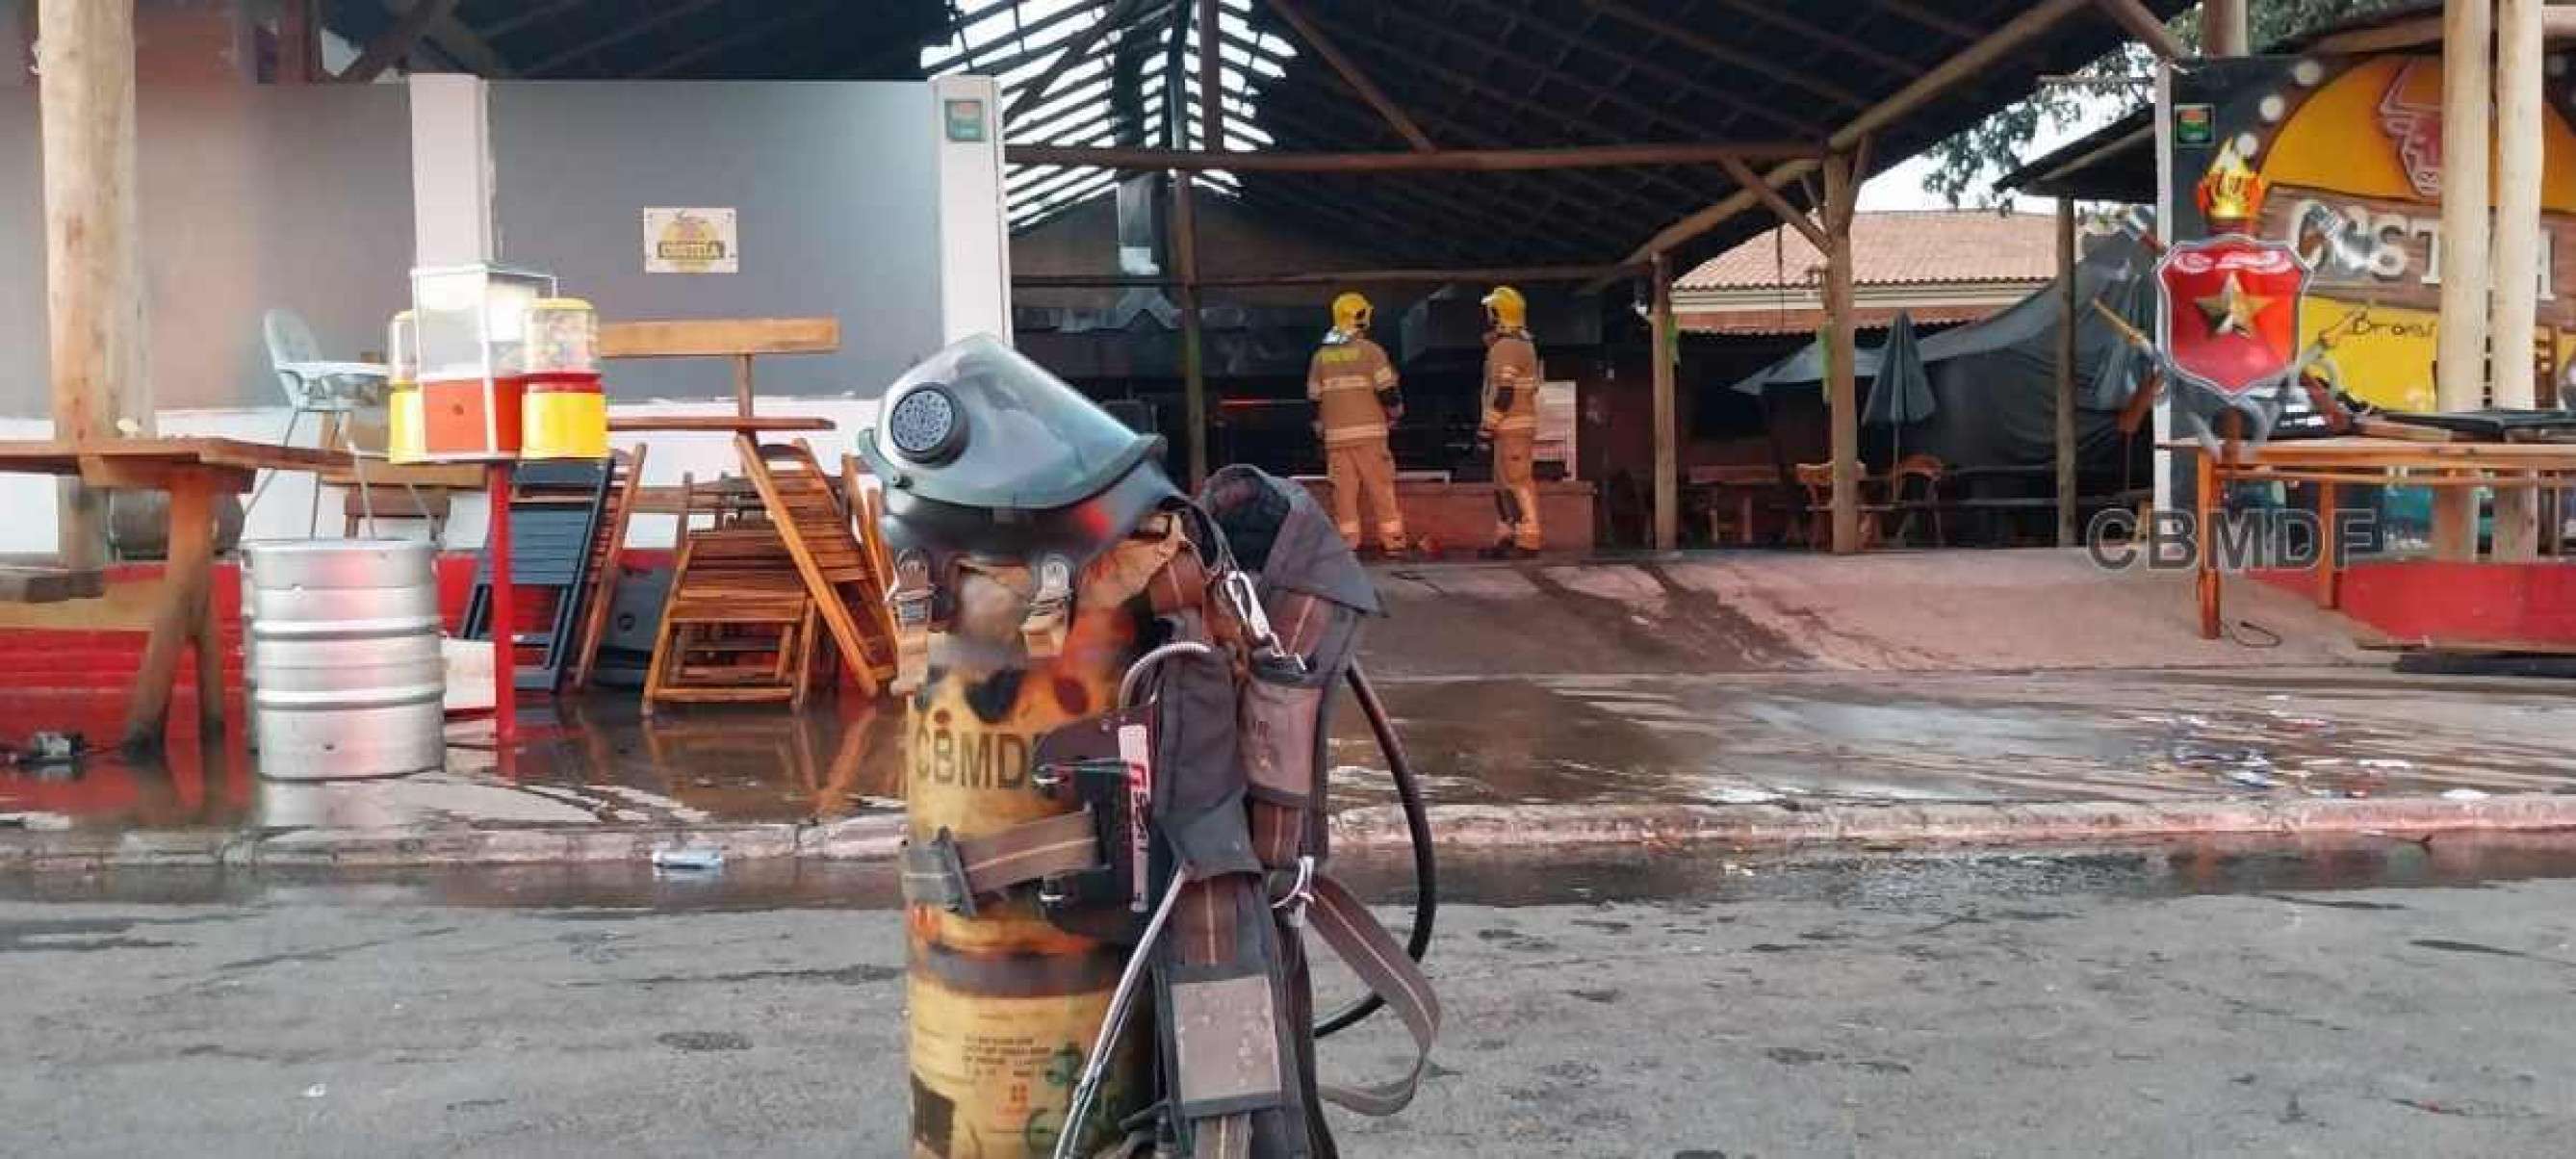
(5, 839), (2575, 1156)
(3, 665), (2572, 842)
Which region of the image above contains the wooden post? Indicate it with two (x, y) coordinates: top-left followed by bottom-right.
(1171, 174), (1210, 488)
(1197, 0), (1224, 149)
(733, 353), (755, 417)
(2055, 198), (2080, 548)
(2493, 0), (2545, 559)
(39, 0), (149, 573)
(1822, 150), (1861, 554)
(2434, 0), (2493, 561)
(1651, 251), (1679, 553)
(2201, 0), (2249, 56)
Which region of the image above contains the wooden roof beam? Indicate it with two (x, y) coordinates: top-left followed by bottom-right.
(1018, 263), (1640, 288)
(1616, 0), (2099, 274)
(1008, 141), (1819, 172)
(1238, 16), (1719, 207)
(340, 0), (459, 83)
(522, 0), (725, 77)
(1243, 109), (1631, 258)
(634, 0), (841, 78)
(1260, 0), (1436, 151)
(1007, 0), (1151, 120)
(2090, 0), (2190, 62)
(1252, 74), (1676, 233)
(1870, 0), (1981, 42)
(1714, 153), (1825, 249)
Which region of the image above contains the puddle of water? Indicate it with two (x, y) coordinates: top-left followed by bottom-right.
(7, 667), (2572, 839)
(0, 691), (905, 833)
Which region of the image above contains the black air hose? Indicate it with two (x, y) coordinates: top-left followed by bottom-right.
(1315, 660), (1436, 1039)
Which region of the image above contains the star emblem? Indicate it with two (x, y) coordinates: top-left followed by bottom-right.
(2194, 270), (2275, 339)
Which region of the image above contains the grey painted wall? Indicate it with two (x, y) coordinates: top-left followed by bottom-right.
(487, 82), (944, 401)
(0, 83), (412, 419)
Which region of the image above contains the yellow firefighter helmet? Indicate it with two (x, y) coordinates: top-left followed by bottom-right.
(1331, 292), (1374, 334)
(1482, 285), (1528, 330)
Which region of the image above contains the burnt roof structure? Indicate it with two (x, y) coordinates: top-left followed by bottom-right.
(320, 0), (2191, 271)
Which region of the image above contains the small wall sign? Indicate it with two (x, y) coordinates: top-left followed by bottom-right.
(643, 208), (738, 274)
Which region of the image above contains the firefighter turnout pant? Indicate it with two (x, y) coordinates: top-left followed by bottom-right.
(1491, 429), (1541, 551)
(1327, 437), (1407, 552)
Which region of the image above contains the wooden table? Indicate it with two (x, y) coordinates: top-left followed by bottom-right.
(2168, 437), (2576, 639)
(1685, 464), (1785, 546)
(0, 437), (351, 749)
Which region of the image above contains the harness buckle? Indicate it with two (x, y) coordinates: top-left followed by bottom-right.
(1224, 570), (1305, 673)
(1270, 854), (1318, 929)
(898, 828), (978, 918)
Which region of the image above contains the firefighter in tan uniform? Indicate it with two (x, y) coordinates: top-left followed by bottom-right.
(1479, 286), (1544, 558)
(1307, 292), (1412, 555)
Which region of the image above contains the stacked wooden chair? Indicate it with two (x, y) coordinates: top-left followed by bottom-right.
(643, 474), (823, 712)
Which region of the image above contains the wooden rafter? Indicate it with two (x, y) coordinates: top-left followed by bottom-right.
(635, 0), (841, 78)
(1251, 70), (1675, 240)
(1245, 109), (1625, 258)
(956, 0), (1141, 82)
(1009, 141), (1817, 171)
(368, 0), (513, 77)
(1714, 154), (1824, 249)
(522, 0), (724, 77)
(1577, 0), (1864, 110)
(1016, 263), (1639, 288)
(1241, 14), (1716, 208)
(477, 0), (584, 43)
(2089, 0), (2190, 62)
(1261, 0), (1436, 151)
(339, 0), (458, 83)
(1197, 0), (1224, 149)
(1871, 0), (1981, 41)
(1432, 0), (1830, 139)
(1696, 0), (1922, 77)
(1007, 0), (1146, 121)
(1615, 0), (2098, 271)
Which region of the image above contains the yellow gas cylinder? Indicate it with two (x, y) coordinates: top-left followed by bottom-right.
(520, 296), (607, 460)
(385, 310), (425, 465)
(905, 562), (1146, 1159)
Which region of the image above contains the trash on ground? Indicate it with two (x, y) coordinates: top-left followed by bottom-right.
(2439, 788), (2492, 802)
(0, 811), (74, 831)
(650, 846), (726, 873)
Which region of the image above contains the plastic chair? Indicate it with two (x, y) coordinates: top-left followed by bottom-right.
(250, 309), (393, 536)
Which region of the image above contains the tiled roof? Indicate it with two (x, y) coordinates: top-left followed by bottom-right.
(1679, 211), (2059, 292)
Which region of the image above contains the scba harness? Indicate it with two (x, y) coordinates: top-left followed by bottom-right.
(873, 338), (1437, 1159)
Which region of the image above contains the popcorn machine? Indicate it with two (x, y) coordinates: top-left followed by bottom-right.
(411, 265), (552, 462)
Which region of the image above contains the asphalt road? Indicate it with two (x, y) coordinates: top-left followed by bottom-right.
(5, 846), (2573, 1157)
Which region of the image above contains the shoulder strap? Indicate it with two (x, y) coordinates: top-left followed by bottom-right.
(1304, 874), (1442, 1116)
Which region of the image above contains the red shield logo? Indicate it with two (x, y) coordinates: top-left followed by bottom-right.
(2154, 235), (2310, 399)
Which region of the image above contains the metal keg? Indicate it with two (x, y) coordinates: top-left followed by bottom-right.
(243, 539), (445, 779)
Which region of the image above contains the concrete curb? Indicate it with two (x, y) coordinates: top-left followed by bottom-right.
(1331, 795), (2576, 850)
(6, 794), (2574, 873)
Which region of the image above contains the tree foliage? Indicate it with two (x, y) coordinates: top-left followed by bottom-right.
(1919, 0), (2412, 206)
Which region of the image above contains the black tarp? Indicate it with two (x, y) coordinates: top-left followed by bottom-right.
(1731, 230), (2157, 475)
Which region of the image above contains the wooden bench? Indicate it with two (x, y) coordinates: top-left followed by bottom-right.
(600, 318), (839, 418)
(0, 565), (105, 605)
